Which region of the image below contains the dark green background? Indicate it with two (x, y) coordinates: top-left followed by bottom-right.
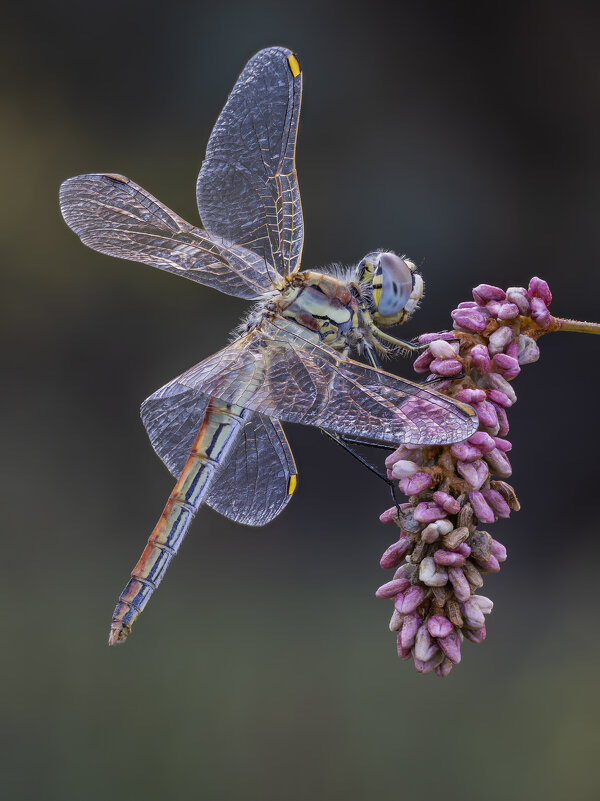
(3, 2), (600, 799)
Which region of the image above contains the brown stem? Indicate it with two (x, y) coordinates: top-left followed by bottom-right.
(542, 316), (600, 336)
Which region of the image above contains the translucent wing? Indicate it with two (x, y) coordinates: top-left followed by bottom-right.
(197, 46), (303, 281)
(176, 317), (479, 446)
(60, 173), (275, 300)
(141, 379), (297, 526)
(205, 415), (297, 526)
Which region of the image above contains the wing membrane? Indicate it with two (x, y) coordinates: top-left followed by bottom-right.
(176, 317), (479, 446)
(141, 378), (297, 526)
(60, 173), (274, 299)
(196, 47), (303, 281)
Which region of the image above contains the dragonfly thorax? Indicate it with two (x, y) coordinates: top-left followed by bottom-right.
(276, 270), (360, 350)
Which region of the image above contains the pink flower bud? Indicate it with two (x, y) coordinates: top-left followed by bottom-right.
(434, 549), (466, 567)
(448, 567), (471, 602)
(472, 283), (506, 304)
(506, 287), (531, 315)
(413, 349), (434, 373)
(391, 459), (419, 479)
(498, 302), (520, 320)
(492, 436), (511, 451)
(437, 630), (462, 664)
(495, 404), (510, 436)
(467, 431), (496, 454)
(421, 519), (454, 543)
(432, 491), (461, 514)
(491, 539), (507, 562)
(487, 389), (513, 408)
(379, 506), (398, 523)
(399, 472), (432, 495)
(491, 353), (521, 379)
(418, 331), (455, 344)
(530, 296), (551, 328)
(394, 585), (426, 614)
(484, 373), (517, 403)
(413, 651), (445, 673)
(429, 358), (463, 377)
(414, 624), (440, 662)
(451, 308), (487, 332)
(427, 615), (453, 638)
(414, 501), (446, 523)
(527, 276), (552, 306)
(477, 554), (501, 573)
(419, 556), (449, 587)
(506, 340), (519, 360)
(472, 400), (498, 428)
(434, 658), (454, 677)
(455, 387), (487, 403)
(488, 326), (513, 355)
(461, 597), (486, 629)
(400, 612), (421, 650)
(463, 625), (487, 644)
(457, 301), (479, 309)
(450, 442), (482, 462)
(484, 448), (512, 478)
(389, 609), (403, 631)
(429, 339), (458, 359)
(385, 444), (420, 469)
(396, 636), (412, 660)
(468, 490), (496, 524)
(472, 595), (494, 614)
(470, 344), (491, 373)
(481, 489), (511, 518)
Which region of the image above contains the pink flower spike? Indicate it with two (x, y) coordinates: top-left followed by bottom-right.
(491, 353), (521, 380)
(438, 631), (462, 664)
(477, 554), (501, 573)
(434, 549), (466, 567)
(468, 431), (496, 454)
(435, 658), (454, 677)
(448, 567), (471, 602)
(399, 472), (432, 495)
(432, 491), (461, 514)
(461, 598), (486, 629)
(527, 276), (552, 306)
(491, 539), (508, 562)
(530, 296), (551, 328)
(451, 308), (487, 332)
(487, 389), (513, 408)
(498, 302), (520, 320)
(450, 442), (482, 462)
(472, 283), (506, 304)
(414, 501), (446, 523)
(429, 358), (463, 377)
(394, 585), (426, 614)
(400, 612), (421, 651)
(481, 489), (511, 518)
(484, 448), (512, 478)
(472, 400), (498, 429)
(413, 349), (435, 373)
(506, 287), (531, 315)
(427, 615), (453, 638)
(468, 490), (496, 524)
(470, 344), (491, 373)
(463, 625), (487, 644)
(375, 577), (411, 598)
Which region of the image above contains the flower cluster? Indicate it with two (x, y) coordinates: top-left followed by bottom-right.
(376, 277), (555, 676)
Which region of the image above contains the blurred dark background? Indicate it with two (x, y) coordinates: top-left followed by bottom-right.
(3, 1), (600, 799)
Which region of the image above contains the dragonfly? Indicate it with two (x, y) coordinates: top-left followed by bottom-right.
(59, 46), (478, 645)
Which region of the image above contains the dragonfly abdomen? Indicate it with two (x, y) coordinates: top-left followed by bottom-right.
(109, 400), (249, 645)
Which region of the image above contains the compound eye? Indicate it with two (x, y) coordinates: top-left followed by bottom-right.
(375, 253), (413, 316)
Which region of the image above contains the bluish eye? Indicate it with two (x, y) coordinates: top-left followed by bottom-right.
(375, 253), (413, 316)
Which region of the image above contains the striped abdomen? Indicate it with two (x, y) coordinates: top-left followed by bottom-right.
(109, 399), (249, 645)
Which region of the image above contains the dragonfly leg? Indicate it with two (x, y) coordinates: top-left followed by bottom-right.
(322, 429), (401, 515)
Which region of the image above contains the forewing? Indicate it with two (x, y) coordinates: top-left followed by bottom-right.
(176, 318), (479, 446)
(206, 415), (297, 526)
(197, 47), (303, 281)
(60, 173), (274, 299)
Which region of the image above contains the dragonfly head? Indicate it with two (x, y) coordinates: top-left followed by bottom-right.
(356, 251), (424, 327)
